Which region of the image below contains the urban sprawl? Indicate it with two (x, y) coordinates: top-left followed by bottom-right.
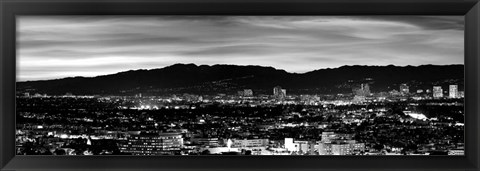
(16, 84), (464, 156)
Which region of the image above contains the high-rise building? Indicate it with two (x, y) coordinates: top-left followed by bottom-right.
(449, 85), (458, 98)
(353, 83), (370, 96)
(352, 83), (370, 103)
(273, 86), (286, 98)
(400, 84), (409, 95)
(363, 83), (370, 95)
(433, 86), (443, 98)
(273, 86), (281, 96)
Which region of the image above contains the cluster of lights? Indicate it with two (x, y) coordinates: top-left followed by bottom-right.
(134, 105), (159, 110)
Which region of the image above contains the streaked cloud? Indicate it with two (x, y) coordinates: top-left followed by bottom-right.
(17, 16), (464, 81)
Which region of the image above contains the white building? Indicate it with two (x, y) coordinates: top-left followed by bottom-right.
(284, 138), (296, 152)
(317, 132), (364, 155)
(433, 86), (443, 98)
(232, 139), (268, 148)
(318, 142), (364, 155)
(449, 85), (458, 98)
(284, 138), (316, 154)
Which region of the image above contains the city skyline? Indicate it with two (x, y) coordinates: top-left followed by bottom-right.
(18, 16), (464, 81)
(15, 16), (466, 156)
(16, 82), (466, 156)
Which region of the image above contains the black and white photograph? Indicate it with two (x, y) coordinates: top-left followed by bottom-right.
(15, 16), (465, 156)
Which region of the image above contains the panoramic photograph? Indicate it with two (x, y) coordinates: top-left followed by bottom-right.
(16, 16), (464, 156)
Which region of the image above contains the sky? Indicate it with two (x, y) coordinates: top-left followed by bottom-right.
(17, 16), (464, 81)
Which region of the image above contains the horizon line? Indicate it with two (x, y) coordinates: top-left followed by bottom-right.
(17, 63), (465, 82)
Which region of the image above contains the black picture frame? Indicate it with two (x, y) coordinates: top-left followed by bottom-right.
(1, 0), (479, 170)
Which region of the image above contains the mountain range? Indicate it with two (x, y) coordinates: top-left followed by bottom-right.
(17, 64), (464, 95)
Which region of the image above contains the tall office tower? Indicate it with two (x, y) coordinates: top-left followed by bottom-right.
(273, 86), (282, 96)
(400, 83), (409, 95)
(433, 86), (443, 98)
(362, 83), (370, 95)
(449, 85), (458, 98)
(273, 86), (286, 98)
(353, 83), (370, 96)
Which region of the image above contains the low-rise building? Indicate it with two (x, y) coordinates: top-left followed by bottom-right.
(120, 132), (183, 155)
(232, 138), (268, 148)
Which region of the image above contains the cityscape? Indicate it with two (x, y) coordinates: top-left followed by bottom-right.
(16, 16), (464, 156)
(15, 65), (465, 156)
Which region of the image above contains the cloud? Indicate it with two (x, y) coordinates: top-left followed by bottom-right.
(17, 16), (464, 81)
